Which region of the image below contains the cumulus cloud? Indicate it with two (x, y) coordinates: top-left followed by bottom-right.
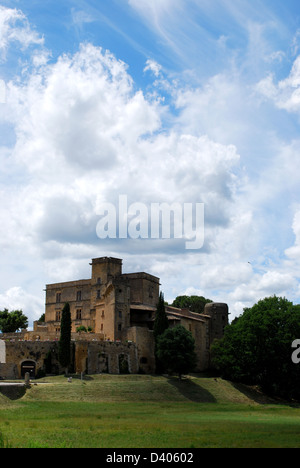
(0, 287), (44, 326)
(7, 43), (161, 175)
(144, 59), (162, 77)
(256, 55), (300, 113)
(228, 270), (298, 312)
(0, 5), (43, 57)
(285, 210), (300, 260)
(1, 41), (241, 262)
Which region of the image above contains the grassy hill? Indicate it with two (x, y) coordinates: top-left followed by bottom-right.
(0, 374), (300, 448)
(19, 373), (273, 404)
(0, 392), (10, 405)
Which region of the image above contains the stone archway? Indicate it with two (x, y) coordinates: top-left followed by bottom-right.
(21, 360), (36, 378)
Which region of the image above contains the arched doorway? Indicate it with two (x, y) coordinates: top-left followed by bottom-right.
(21, 360), (36, 378)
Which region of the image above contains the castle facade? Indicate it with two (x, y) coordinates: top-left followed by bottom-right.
(0, 257), (228, 379)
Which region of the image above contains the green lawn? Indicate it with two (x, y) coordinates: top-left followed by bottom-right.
(1, 374), (300, 448)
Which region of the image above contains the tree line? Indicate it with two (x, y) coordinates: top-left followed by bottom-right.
(211, 295), (300, 400)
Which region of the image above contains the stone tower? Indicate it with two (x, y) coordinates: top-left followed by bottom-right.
(204, 302), (229, 343)
(89, 257), (130, 341)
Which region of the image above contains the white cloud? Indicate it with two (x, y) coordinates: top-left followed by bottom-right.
(0, 287), (44, 326)
(285, 210), (300, 260)
(144, 59), (162, 77)
(7, 43), (161, 178)
(0, 5), (43, 58)
(2, 42), (241, 259)
(0, 79), (6, 103)
(256, 55), (300, 113)
(71, 8), (95, 27)
(229, 270), (297, 304)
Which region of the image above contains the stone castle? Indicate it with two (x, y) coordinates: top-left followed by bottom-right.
(0, 256), (228, 379)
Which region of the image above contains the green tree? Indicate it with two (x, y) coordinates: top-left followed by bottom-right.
(171, 295), (212, 314)
(153, 292), (169, 338)
(153, 292), (169, 374)
(58, 302), (72, 373)
(211, 296), (300, 399)
(76, 325), (87, 333)
(0, 309), (28, 333)
(156, 325), (196, 379)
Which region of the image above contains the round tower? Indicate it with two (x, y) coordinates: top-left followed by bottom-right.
(204, 302), (229, 342)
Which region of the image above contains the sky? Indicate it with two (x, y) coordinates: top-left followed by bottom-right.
(1, 0), (300, 328)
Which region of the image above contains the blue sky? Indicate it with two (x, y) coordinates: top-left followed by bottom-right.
(1, 0), (300, 327)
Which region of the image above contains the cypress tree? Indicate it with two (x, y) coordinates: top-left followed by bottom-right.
(58, 302), (71, 373)
(153, 292), (169, 373)
(153, 292), (169, 338)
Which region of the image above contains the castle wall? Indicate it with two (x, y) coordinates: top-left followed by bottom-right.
(0, 341), (61, 380)
(122, 327), (156, 374)
(85, 341), (138, 374)
(174, 317), (210, 371)
(122, 273), (160, 307)
(0, 339), (139, 379)
(45, 279), (92, 333)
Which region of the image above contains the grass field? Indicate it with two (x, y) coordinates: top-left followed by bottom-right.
(1, 374), (300, 448)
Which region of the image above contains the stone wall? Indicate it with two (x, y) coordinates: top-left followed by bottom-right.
(0, 339), (139, 379)
(0, 341), (61, 380)
(45, 279), (93, 333)
(175, 316), (210, 371)
(85, 341), (138, 375)
(123, 326), (155, 374)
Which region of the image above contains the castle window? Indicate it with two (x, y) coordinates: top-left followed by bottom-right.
(76, 291), (82, 301)
(118, 323), (122, 331)
(97, 277), (101, 285)
(56, 292), (61, 303)
(118, 310), (122, 318)
(76, 309), (82, 320)
(56, 311), (61, 321)
(101, 323), (103, 331)
(101, 310), (105, 318)
(97, 290), (101, 299)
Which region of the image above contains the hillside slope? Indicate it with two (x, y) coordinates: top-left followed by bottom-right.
(19, 374), (276, 405)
